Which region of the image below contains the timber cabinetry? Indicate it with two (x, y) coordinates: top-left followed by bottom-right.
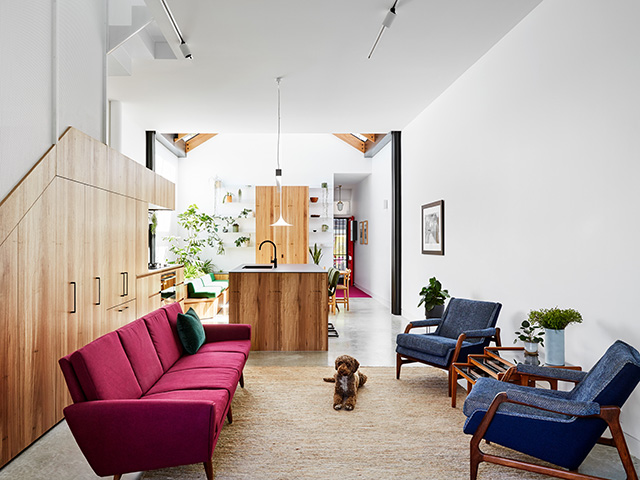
(229, 264), (327, 351)
(255, 186), (309, 264)
(136, 266), (185, 318)
(106, 299), (137, 332)
(0, 127), (176, 468)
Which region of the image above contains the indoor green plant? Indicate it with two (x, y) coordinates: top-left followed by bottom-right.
(527, 307), (582, 365)
(234, 236), (251, 247)
(513, 319), (544, 353)
(309, 243), (323, 265)
(417, 277), (450, 318)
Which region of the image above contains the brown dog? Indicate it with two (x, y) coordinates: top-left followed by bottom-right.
(323, 355), (367, 410)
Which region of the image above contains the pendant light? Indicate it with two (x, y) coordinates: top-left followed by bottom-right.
(271, 77), (292, 227)
(336, 185), (344, 212)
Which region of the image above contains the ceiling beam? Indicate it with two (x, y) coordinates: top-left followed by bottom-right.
(333, 133), (386, 155)
(333, 133), (365, 152)
(185, 133), (217, 152)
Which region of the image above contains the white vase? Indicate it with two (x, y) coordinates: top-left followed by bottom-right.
(545, 328), (565, 366)
(524, 342), (538, 354)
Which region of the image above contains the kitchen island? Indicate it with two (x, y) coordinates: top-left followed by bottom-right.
(229, 264), (328, 351)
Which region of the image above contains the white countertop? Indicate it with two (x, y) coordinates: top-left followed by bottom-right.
(230, 263), (325, 273)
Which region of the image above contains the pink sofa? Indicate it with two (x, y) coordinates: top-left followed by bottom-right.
(58, 303), (251, 480)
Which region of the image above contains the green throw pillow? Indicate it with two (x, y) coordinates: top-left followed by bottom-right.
(177, 308), (205, 354)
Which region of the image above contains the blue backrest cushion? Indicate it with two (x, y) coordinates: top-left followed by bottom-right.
(437, 298), (501, 340)
(571, 340), (640, 406)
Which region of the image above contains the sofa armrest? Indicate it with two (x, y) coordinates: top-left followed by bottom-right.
(64, 399), (218, 476)
(203, 323), (251, 343)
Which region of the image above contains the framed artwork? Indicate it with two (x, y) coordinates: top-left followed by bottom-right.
(363, 221), (368, 245)
(359, 222), (364, 244)
(422, 200), (444, 255)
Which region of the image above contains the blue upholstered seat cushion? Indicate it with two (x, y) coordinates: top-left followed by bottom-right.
(437, 298), (501, 340)
(396, 333), (470, 357)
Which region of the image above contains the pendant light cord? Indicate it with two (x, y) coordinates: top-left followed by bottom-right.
(276, 77), (281, 171)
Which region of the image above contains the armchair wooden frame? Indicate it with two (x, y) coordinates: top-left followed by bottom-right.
(470, 391), (638, 480)
(396, 322), (501, 398)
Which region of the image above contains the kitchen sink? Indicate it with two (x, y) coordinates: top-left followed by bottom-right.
(242, 264), (274, 269)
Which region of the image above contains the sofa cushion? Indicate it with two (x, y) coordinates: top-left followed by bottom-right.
(177, 308), (206, 355)
(117, 319), (164, 393)
(396, 333), (461, 357)
(189, 286), (223, 299)
(198, 340), (251, 360)
(161, 302), (185, 356)
(70, 332), (142, 400)
(169, 351), (246, 374)
(144, 309), (182, 371)
(145, 367), (240, 398)
(143, 389), (230, 433)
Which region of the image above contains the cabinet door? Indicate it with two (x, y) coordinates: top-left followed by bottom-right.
(17, 181), (61, 450)
(57, 178), (86, 357)
(106, 299), (137, 331)
(256, 186), (308, 264)
(136, 200), (149, 275)
(85, 186), (109, 338)
(0, 230), (19, 466)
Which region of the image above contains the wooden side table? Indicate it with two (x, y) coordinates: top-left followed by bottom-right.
(450, 347), (581, 408)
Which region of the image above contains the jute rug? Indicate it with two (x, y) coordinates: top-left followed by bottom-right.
(141, 366), (630, 480)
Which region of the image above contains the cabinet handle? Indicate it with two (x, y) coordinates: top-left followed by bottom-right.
(70, 282), (77, 314)
(121, 272), (126, 297)
(125, 272), (129, 296)
(96, 277), (101, 305)
(117, 306), (129, 313)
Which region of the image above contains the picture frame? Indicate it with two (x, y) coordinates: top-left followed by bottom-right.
(363, 221), (368, 245)
(421, 200), (444, 255)
(359, 222), (364, 244)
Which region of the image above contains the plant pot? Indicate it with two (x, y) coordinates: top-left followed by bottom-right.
(545, 328), (565, 366)
(524, 342), (538, 354)
(426, 304), (444, 319)
(322, 224), (329, 232)
(225, 195), (233, 203)
(232, 224), (239, 232)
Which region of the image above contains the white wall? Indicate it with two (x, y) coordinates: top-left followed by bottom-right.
(351, 143), (392, 305)
(170, 134), (371, 271)
(0, 0), (106, 201)
(401, 0), (640, 453)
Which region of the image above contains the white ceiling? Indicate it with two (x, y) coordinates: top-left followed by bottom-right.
(108, 0), (541, 134)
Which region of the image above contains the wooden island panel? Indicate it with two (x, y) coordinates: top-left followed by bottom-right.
(229, 269), (328, 351)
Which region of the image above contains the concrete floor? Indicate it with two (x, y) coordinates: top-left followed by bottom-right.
(0, 296), (637, 479)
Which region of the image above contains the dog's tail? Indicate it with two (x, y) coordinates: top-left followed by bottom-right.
(358, 373), (367, 387)
(322, 376), (336, 383)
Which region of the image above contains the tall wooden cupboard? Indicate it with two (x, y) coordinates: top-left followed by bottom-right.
(255, 186), (309, 264)
(0, 127), (176, 467)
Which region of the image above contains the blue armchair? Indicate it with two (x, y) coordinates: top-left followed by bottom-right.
(395, 298), (502, 396)
(463, 340), (640, 480)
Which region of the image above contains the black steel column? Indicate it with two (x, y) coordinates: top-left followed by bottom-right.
(146, 131), (156, 267)
(145, 130), (156, 171)
(391, 131), (402, 315)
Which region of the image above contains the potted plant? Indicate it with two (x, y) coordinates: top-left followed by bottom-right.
(527, 307), (582, 366)
(417, 277), (450, 318)
(309, 243), (323, 265)
(223, 192), (233, 203)
(232, 223), (239, 232)
(234, 236), (250, 247)
(513, 319), (544, 354)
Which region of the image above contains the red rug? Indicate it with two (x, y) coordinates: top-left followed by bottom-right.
(348, 285), (370, 298)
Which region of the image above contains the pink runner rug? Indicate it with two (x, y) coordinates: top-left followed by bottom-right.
(348, 285), (370, 298)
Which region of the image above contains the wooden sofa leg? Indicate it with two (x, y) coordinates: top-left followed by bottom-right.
(114, 475), (122, 480)
(204, 459), (214, 480)
(227, 407), (233, 424)
(239, 372), (244, 388)
(396, 353), (402, 379)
